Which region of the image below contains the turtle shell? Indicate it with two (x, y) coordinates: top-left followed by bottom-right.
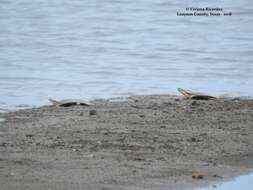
(49, 99), (92, 107)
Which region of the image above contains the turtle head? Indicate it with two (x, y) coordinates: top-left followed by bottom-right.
(48, 98), (60, 106)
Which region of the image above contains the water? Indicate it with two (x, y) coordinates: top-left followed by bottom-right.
(0, 0), (253, 111)
(199, 173), (253, 190)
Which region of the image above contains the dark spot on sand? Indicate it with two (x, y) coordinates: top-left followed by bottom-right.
(190, 100), (198, 106)
(89, 110), (97, 116)
(191, 137), (196, 142)
(192, 172), (205, 179)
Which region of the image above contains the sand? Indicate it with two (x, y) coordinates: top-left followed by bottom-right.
(0, 95), (253, 190)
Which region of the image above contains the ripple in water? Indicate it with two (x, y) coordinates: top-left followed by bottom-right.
(0, 0), (253, 111)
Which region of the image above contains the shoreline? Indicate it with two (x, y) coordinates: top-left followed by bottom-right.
(1, 94), (253, 189)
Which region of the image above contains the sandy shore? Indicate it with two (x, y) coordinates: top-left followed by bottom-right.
(1, 95), (253, 190)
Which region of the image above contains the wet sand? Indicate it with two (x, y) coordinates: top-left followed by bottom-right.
(0, 95), (253, 190)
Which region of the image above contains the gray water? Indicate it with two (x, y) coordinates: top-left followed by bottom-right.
(198, 173), (253, 190)
(1, 0), (253, 111)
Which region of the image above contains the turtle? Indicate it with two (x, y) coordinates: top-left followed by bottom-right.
(49, 98), (93, 107)
(177, 88), (216, 100)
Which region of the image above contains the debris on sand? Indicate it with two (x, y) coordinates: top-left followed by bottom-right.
(89, 109), (97, 116)
(192, 172), (206, 179)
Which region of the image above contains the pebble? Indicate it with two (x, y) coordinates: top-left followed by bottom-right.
(89, 110), (97, 116)
(25, 134), (34, 138)
(192, 172), (205, 179)
(191, 137), (196, 142)
(190, 101), (198, 106)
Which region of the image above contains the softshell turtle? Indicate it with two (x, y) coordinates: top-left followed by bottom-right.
(177, 88), (216, 100)
(49, 98), (93, 107)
